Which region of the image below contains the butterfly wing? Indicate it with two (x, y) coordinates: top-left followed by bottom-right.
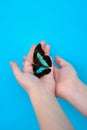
(33, 43), (45, 65)
(33, 43), (52, 67)
(33, 66), (51, 78)
(43, 55), (52, 67)
(33, 43), (52, 78)
(36, 52), (50, 67)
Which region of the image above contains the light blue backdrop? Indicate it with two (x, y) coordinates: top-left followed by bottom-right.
(0, 0), (87, 129)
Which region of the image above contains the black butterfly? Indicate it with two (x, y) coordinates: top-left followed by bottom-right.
(32, 43), (52, 78)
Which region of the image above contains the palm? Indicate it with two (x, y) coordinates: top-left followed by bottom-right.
(22, 64), (55, 94)
(10, 41), (55, 95)
(53, 57), (77, 98)
(23, 42), (55, 94)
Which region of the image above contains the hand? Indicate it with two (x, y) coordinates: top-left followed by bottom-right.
(53, 57), (78, 98)
(10, 41), (55, 95)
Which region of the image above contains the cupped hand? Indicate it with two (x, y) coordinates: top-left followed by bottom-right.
(10, 41), (55, 95)
(53, 57), (78, 98)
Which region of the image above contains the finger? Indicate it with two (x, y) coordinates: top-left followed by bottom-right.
(40, 40), (45, 50)
(24, 65), (33, 73)
(23, 56), (31, 66)
(55, 56), (69, 67)
(22, 58), (33, 73)
(44, 44), (50, 55)
(10, 62), (22, 81)
(22, 61), (30, 67)
(22, 62), (25, 66)
(53, 66), (59, 80)
(23, 56), (30, 62)
(28, 44), (36, 57)
(24, 41), (45, 63)
(25, 45), (36, 64)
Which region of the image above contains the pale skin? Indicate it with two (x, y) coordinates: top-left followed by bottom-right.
(10, 41), (87, 129)
(53, 57), (87, 117)
(22, 41), (87, 117)
(10, 41), (74, 130)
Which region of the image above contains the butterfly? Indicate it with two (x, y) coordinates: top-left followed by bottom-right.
(32, 43), (52, 78)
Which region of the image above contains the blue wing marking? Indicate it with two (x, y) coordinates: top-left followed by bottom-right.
(36, 67), (48, 74)
(37, 52), (49, 67)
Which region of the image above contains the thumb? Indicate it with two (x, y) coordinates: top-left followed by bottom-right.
(53, 66), (59, 81)
(55, 56), (69, 67)
(10, 62), (22, 81)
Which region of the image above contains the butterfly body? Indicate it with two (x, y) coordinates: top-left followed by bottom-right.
(32, 44), (52, 78)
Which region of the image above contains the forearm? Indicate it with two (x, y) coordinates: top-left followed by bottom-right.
(65, 78), (87, 117)
(29, 87), (74, 130)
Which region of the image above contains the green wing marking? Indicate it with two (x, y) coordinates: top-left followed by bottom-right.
(37, 52), (49, 67)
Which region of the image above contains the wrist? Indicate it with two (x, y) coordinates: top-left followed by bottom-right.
(28, 85), (55, 99)
(63, 76), (86, 102)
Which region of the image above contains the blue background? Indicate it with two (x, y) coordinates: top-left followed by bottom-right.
(0, 0), (87, 129)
